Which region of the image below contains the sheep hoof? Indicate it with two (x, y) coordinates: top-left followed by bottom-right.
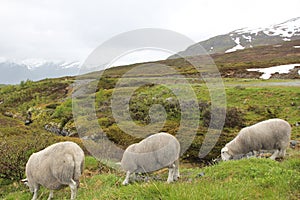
(167, 179), (174, 184)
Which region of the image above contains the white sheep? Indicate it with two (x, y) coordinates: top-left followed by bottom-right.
(121, 132), (180, 185)
(221, 118), (291, 161)
(22, 141), (85, 200)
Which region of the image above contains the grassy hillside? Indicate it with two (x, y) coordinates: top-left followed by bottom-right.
(80, 39), (300, 80)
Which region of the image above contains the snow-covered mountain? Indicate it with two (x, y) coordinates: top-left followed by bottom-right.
(0, 59), (81, 84)
(170, 17), (300, 58)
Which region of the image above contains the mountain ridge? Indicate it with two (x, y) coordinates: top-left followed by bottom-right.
(170, 16), (300, 58)
(0, 59), (80, 84)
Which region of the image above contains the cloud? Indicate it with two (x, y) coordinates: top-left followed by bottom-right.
(0, 0), (299, 63)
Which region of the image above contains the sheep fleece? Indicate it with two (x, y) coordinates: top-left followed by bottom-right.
(121, 132), (180, 173)
(226, 118), (291, 155)
(25, 141), (84, 190)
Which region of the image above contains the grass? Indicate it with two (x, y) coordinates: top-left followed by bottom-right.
(2, 152), (299, 200)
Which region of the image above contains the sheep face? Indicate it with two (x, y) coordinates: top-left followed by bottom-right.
(221, 147), (232, 161)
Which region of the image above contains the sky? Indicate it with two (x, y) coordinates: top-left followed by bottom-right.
(0, 0), (300, 65)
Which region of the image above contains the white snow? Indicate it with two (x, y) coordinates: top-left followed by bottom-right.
(234, 27), (264, 35)
(294, 46), (300, 49)
(60, 61), (81, 69)
(17, 59), (81, 70)
(21, 58), (49, 70)
(247, 63), (300, 79)
(263, 17), (300, 38)
(225, 37), (245, 53)
(242, 35), (252, 42)
(282, 38), (291, 41)
(234, 17), (300, 39)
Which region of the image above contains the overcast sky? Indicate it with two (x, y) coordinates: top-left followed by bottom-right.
(0, 0), (299, 64)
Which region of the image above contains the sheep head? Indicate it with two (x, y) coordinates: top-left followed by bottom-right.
(221, 147), (232, 161)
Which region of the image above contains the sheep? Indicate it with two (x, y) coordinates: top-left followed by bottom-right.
(221, 118), (291, 161)
(121, 132), (180, 185)
(22, 141), (84, 200)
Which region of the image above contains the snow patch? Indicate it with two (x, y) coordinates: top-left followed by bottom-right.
(17, 59), (80, 71)
(234, 17), (300, 39)
(234, 27), (264, 35)
(282, 38), (291, 41)
(247, 63), (300, 79)
(225, 37), (245, 53)
(21, 58), (51, 70)
(294, 46), (300, 48)
(242, 35), (252, 42)
(60, 61), (80, 69)
(263, 17), (300, 38)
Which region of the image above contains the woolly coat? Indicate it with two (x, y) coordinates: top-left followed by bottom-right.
(25, 141), (84, 190)
(121, 132), (180, 173)
(225, 119), (291, 156)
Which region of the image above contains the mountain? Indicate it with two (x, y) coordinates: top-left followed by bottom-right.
(170, 17), (300, 58)
(0, 59), (81, 84)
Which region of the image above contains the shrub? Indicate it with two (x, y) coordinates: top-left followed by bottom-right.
(0, 134), (59, 180)
(202, 107), (245, 128)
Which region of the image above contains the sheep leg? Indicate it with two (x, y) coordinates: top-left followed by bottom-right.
(278, 149), (286, 158)
(270, 149), (280, 160)
(69, 179), (77, 200)
(31, 185), (39, 200)
(167, 164), (175, 183)
(173, 159), (180, 181)
(131, 172), (136, 181)
(47, 190), (54, 200)
(252, 150), (259, 157)
(122, 171), (131, 185)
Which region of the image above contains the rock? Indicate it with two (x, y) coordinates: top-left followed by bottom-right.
(4, 111), (14, 118)
(290, 140), (298, 149)
(44, 123), (77, 137)
(196, 172), (205, 178)
(44, 123), (61, 135)
(165, 97), (174, 102)
(24, 119), (32, 126)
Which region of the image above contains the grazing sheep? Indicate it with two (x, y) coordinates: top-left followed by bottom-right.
(22, 141), (84, 200)
(121, 132), (180, 185)
(221, 119), (291, 161)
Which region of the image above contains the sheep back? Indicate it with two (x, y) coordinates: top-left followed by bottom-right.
(121, 132), (180, 173)
(26, 141), (84, 190)
(226, 118), (291, 155)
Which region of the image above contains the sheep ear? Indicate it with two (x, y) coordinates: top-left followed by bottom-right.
(21, 178), (28, 183)
(221, 147), (228, 153)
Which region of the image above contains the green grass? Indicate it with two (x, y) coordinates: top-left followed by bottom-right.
(1, 78), (298, 163)
(2, 153), (299, 200)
